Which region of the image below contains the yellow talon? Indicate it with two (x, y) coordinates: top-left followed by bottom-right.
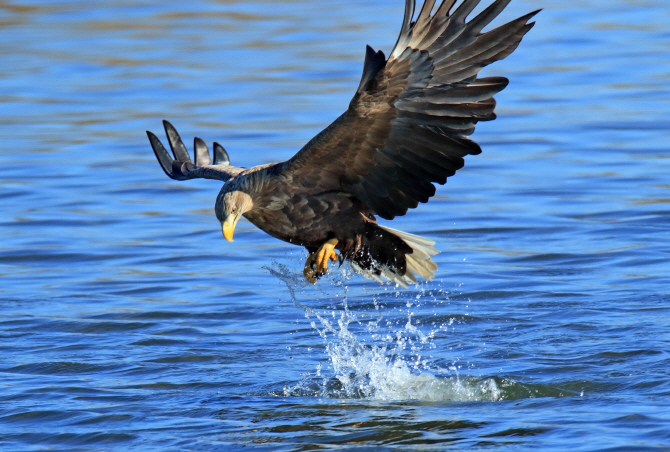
(303, 238), (339, 283)
(315, 238), (339, 274)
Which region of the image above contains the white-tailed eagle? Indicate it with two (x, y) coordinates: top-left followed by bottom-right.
(147, 0), (538, 286)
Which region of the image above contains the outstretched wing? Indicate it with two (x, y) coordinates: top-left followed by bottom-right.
(147, 120), (244, 181)
(281, 0), (538, 220)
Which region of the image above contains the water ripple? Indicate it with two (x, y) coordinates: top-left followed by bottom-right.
(1, 0), (669, 450)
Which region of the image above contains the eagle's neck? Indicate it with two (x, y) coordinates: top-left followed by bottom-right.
(238, 164), (284, 211)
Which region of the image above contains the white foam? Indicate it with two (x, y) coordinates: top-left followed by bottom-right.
(315, 309), (502, 402)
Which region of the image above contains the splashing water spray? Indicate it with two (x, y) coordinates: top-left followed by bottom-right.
(266, 263), (505, 402)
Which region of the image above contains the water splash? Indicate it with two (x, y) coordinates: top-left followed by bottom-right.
(267, 263), (506, 402)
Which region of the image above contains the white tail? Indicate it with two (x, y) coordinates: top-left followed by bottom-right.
(350, 225), (438, 287)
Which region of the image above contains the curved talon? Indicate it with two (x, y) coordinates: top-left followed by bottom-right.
(303, 253), (317, 284)
(303, 238), (339, 284)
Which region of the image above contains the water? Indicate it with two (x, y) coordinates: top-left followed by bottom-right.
(1, 0), (669, 450)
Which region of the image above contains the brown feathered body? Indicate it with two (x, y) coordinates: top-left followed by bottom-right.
(233, 165), (414, 276)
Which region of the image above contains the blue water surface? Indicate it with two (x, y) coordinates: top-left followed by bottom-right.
(1, 0), (670, 450)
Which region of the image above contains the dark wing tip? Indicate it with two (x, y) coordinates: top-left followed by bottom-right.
(521, 9), (542, 25)
(193, 137), (211, 166)
(146, 130), (176, 179)
(357, 44), (387, 92)
(163, 120), (191, 162)
(213, 142), (230, 166)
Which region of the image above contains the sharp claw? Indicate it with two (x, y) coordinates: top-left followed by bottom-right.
(304, 239), (339, 282)
(303, 267), (317, 284)
(303, 252), (317, 284)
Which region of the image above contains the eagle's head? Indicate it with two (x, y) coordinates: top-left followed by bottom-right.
(215, 182), (254, 242)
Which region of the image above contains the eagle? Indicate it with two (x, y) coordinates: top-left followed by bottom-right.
(147, 0), (537, 286)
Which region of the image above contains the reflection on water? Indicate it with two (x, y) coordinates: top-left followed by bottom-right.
(1, 0), (670, 450)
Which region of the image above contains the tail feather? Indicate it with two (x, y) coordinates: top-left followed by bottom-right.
(349, 224), (438, 286)
(379, 225), (439, 285)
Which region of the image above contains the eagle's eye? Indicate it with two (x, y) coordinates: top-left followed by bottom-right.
(231, 206), (237, 213)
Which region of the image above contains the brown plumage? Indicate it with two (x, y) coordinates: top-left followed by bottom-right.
(147, 0), (538, 286)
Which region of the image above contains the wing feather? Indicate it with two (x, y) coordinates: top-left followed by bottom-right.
(281, 0), (537, 220)
(147, 121), (244, 182)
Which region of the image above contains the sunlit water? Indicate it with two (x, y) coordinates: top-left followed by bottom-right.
(1, 0), (670, 450)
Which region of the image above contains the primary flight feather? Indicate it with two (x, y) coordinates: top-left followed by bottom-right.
(147, 0), (538, 286)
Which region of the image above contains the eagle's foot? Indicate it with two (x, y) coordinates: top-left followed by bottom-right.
(303, 238), (339, 284)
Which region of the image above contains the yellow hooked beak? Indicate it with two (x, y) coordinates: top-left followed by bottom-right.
(222, 214), (238, 242)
